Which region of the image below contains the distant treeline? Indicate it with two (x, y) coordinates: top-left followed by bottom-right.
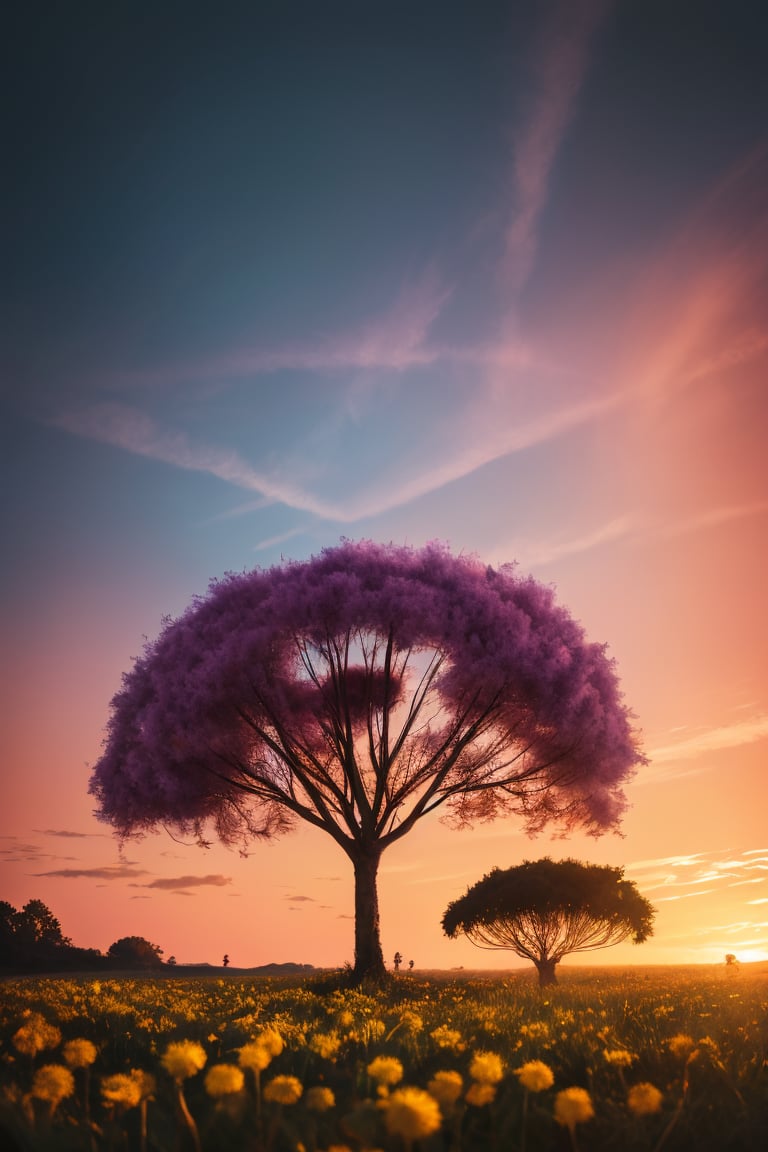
(0, 899), (165, 974)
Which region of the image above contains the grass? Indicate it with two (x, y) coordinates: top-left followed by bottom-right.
(1, 963), (766, 1150)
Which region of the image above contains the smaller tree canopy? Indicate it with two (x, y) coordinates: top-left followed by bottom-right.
(442, 858), (655, 985)
(107, 936), (165, 968)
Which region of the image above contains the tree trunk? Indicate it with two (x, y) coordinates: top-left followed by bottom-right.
(534, 957), (558, 987)
(351, 848), (386, 982)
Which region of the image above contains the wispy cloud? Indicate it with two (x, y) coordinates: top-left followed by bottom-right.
(138, 874), (232, 891)
(32, 864), (149, 880)
(648, 715), (768, 764)
(33, 828), (108, 839)
(495, 516), (632, 569)
(501, 0), (608, 300)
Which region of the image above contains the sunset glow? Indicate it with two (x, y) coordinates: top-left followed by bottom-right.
(2, 1), (767, 973)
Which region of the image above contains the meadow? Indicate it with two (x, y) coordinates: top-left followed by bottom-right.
(1, 964), (766, 1151)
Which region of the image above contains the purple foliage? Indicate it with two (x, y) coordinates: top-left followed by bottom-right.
(90, 541), (644, 850)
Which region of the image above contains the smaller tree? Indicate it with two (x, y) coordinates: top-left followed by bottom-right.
(442, 858), (655, 986)
(107, 936), (165, 969)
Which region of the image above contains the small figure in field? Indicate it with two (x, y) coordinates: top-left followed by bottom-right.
(725, 953), (739, 972)
(223, 954), (230, 968)
(393, 951), (402, 972)
(408, 959), (414, 971)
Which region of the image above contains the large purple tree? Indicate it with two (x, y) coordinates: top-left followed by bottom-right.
(90, 541), (644, 981)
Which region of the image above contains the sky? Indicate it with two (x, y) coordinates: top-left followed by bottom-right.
(2, 0), (768, 972)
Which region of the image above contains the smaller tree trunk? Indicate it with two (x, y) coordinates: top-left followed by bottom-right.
(351, 849), (386, 982)
(534, 957), (558, 987)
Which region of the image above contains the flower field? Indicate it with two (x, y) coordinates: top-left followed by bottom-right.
(1, 965), (766, 1151)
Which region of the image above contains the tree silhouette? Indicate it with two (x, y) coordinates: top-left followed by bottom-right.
(90, 541), (644, 981)
(442, 858), (655, 985)
(107, 936), (165, 968)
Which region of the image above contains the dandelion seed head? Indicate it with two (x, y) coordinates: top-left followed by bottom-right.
(469, 1051), (504, 1084)
(305, 1085), (335, 1111)
(367, 1056), (404, 1086)
(205, 1064), (245, 1097)
(31, 1065), (75, 1107)
(63, 1038), (98, 1068)
(161, 1040), (207, 1081)
(515, 1060), (554, 1092)
(263, 1074), (303, 1104)
(465, 1081), (496, 1107)
(427, 1070), (464, 1107)
(384, 1086), (442, 1140)
(627, 1082), (663, 1116)
(101, 1073), (142, 1109)
(554, 1087), (594, 1129)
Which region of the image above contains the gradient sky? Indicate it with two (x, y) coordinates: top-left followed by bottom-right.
(2, 0), (768, 971)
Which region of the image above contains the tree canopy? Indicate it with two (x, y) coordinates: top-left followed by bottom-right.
(90, 540), (645, 980)
(107, 936), (165, 968)
(442, 857), (656, 985)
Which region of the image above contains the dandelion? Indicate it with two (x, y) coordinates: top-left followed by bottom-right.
(101, 1072), (142, 1109)
(516, 1060), (553, 1152)
(161, 1042), (205, 1152)
(604, 1049), (634, 1068)
(465, 1082), (496, 1107)
(161, 1040), (207, 1081)
(384, 1086), (442, 1146)
(13, 1017), (62, 1057)
(427, 1070), (464, 1108)
(554, 1087), (594, 1151)
(305, 1085), (335, 1112)
(263, 1075), (303, 1105)
(430, 1024), (465, 1052)
(469, 1051), (504, 1084)
(205, 1063), (245, 1097)
(515, 1060), (554, 1092)
(627, 1082), (663, 1116)
(257, 1026), (284, 1057)
(309, 1031), (342, 1060)
(30, 1064), (75, 1111)
(367, 1055), (404, 1086)
(668, 1033), (696, 1060)
(63, 1038), (98, 1068)
(238, 1041), (273, 1072)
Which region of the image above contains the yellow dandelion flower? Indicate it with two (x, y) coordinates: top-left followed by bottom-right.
(309, 1031), (341, 1060)
(469, 1051), (504, 1084)
(430, 1025), (465, 1052)
(465, 1082), (496, 1107)
(258, 1027), (284, 1057)
(13, 1017), (62, 1057)
(515, 1060), (554, 1092)
(305, 1085), (335, 1112)
(399, 1010), (424, 1034)
(63, 1038), (98, 1068)
(427, 1070), (464, 1107)
(367, 1056), (404, 1086)
(604, 1049), (634, 1067)
(161, 1040), (207, 1081)
(31, 1065), (75, 1108)
(338, 1010), (355, 1029)
(205, 1064), (245, 1097)
(668, 1033), (696, 1059)
(263, 1075), (303, 1105)
(554, 1087), (594, 1129)
(101, 1073), (142, 1109)
(384, 1087), (442, 1141)
(238, 1041), (272, 1072)
(627, 1082), (663, 1116)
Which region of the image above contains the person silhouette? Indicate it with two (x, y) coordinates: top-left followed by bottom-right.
(223, 954), (230, 968)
